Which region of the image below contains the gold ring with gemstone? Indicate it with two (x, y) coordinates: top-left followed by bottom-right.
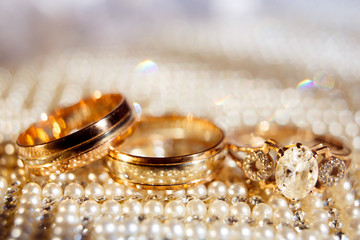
(104, 115), (227, 190)
(228, 123), (351, 200)
(17, 93), (136, 175)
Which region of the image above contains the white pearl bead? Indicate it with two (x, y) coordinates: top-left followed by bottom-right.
(123, 218), (139, 236)
(252, 225), (274, 240)
(228, 182), (247, 198)
(85, 182), (104, 199)
(143, 200), (163, 217)
(230, 202), (251, 219)
(231, 223), (251, 240)
(275, 228), (297, 240)
(186, 199), (207, 218)
(0, 176), (7, 190)
(140, 218), (162, 237)
(273, 206), (293, 225)
(20, 192), (41, 207)
(252, 203), (273, 221)
(166, 189), (186, 198)
(42, 182), (63, 199)
(298, 229), (319, 240)
(163, 219), (185, 239)
(309, 208), (328, 223)
(101, 200), (122, 216)
(208, 200), (229, 218)
(80, 200), (101, 219)
(58, 199), (79, 213)
(268, 195), (288, 208)
(187, 184), (207, 198)
(165, 200), (186, 219)
(22, 182), (41, 196)
(208, 181), (227, 197)
(95, 216), (118, 236)
(122, 199), (142, 216)
(208, 222), (230, 240)
(344, 205), (360, 219)
(302, 194), (323, 209)
(55, 212), (80, 225)
(310, 220), (329, 235)
(126, 187), (144, 198)
(185, 221), (207, 240)
(64, 183), (84, 199)
(104, 182), (124, 200)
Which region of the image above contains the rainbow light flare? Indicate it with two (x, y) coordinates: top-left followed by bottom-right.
(135, 60), (158, 74)
(296, 79), (314, 89)
(214, 94), (231, 106)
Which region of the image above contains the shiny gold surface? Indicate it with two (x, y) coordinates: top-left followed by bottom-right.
(105, 115), (227, 190)
(17, 93), (136, 175)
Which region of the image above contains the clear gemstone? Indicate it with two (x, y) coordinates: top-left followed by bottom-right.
(275, 146), (318, 200)
(319, 157), (345, 187)
(243, 151), (274, 181)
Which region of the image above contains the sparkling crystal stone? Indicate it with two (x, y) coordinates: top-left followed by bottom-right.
(275, 146), (318, 200)
(319, 157), (345, 187)
(243, 151), (274, 181)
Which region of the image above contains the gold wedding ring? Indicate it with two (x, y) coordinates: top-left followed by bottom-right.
(17, 93), (136, 175)
(104, 115), (227, 190)
(229, 123), (351, 200)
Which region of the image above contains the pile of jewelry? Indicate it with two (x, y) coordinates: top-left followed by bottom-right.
(0, 50), (359, 240)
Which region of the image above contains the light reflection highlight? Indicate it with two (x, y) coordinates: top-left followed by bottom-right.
(296, 79), (314, 89)
(214, 94), (231, 106)
(135, 60), (159, 74)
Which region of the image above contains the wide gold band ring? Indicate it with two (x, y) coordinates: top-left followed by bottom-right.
(104, 115), (227, 190)
(229, 123), (351, 200)
(17, 93), (136, 175)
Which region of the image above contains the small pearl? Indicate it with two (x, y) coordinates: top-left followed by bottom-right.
(0, 176), (7, 190)
(122, 199), (142, 216)
(55, 212), (80, 225)
(252, 225), (274, 240)
(208, 181), (227, 197)
(344, 205), (360, 219)
(227, 182), (247, 198)
(101, 200), (121, 216)
(165, 200), (186, 219)
(58, 199), (79, 213)
(275, 228), (297, 240)
(22, 182), (41, 196)
(298, 229), (319, 240)
(104, 182), (124, 200)
(166, 189), (186, 198)
(186, 199), (207, 218)
(231, 223), (251, 240)
(80, 200), (101, 219)
(140, 218), (162, 237)
(208, 200), (229, 218)
(64, 183), (84, 199)
(126, 187), (144, 198)
(95, 216), (118, 236)
(85, 182), (104, 199)
(187, 184), (207, 198)
(310, 220), (329, 235)
(20, 192), (41, 207)
(163, 219), (185, 239)
(272, 207), (293, 225)
(309, 209), (328, 223)
(302, 194), (323, 209)
(252, 203), (273, 221)
(42, 182), (63, 199)
(143, 200), (163, 217)
(208, 222), (230, 240)
(185, 221), (207, 240)
(123, 218), (139, 236)
(230, 202), (251, 219)
(268, 195), (288, 208)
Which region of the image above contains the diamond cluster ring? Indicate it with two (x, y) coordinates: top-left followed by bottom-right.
(229, 124), (352, 200)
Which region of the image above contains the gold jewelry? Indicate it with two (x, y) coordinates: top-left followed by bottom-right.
(17, 93), (136, 175)
(104, 115), (227, 190)
(229, 123), (351, 200)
